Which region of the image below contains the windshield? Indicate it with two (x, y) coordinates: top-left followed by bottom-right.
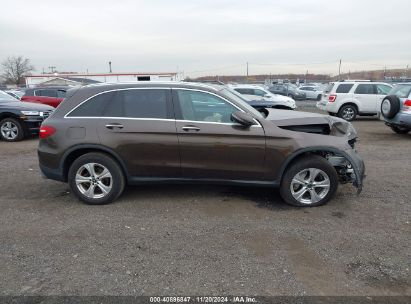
(220, 88), (264, 118)
(0, 90), (19, 102)
(388, 84), (411, 98)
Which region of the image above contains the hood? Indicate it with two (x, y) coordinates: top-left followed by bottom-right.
(0, 101), (54, 111)
(266, 108), (357, 140)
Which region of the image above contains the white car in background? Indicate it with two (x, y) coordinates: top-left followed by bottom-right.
(229, 84), (296, 110)
(299, 85), (323, 101)
(316, 81), (393, 121)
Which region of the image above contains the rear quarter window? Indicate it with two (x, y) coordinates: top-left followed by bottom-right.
(336, 84), (354, 93)
(67, 91), (115, 117)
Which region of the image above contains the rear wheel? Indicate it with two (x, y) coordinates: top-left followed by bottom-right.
(0, 118), (24, 142)
(68, 153), (125, 205)
(280, 155), (339, 207)
(390, 125), (410, 134)
(338, 104), (357, 121)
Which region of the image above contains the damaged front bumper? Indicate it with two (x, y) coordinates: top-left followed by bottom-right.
(328, 148), (365, 194)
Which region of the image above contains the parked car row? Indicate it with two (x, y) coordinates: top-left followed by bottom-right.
(0, 90), (54, 141)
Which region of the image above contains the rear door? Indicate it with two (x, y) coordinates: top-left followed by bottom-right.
(353, 84), (377, 112)
(172, 89), (266, 181)
(67, 88), (180, 178)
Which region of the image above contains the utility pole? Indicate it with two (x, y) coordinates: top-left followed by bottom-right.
(109, 61), (112, 73)
(246, 62), (249, 80)
(48, 66), (56, 73)
(338, 59), (342, 80)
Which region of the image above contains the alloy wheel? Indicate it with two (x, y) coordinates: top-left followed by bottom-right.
(1, 121), (18, 140)
(342, 107), (355, 120)
(290, 168), (331, 205)
(75, 163), (113, 199)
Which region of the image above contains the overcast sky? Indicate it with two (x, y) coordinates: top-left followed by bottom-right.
(1, 0), (410, 77)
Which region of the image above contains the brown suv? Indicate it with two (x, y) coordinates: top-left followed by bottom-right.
(38, 82), (365, 207)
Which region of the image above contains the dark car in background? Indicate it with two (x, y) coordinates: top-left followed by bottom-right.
(268, 83), (306, 100)
(21, 86), (68, 108)
(0, 90), (54, 141)
(38, 82), (364, 207)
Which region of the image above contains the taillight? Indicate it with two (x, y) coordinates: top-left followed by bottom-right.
(328, 94), (337, 102)
(403, 100), (411, 112)
(39, 125), (56, 139)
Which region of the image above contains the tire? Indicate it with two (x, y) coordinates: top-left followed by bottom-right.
(0, 118), (24, 142)
(280, 155), (339, 207)
(316, 94), (322, 101)
(68, 152), (125, 205)
(381, 95), (400, 119)
(338, 104), (357, 121)
(390, 125), (410, 134)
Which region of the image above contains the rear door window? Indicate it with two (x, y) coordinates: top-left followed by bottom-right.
(354, 84), (375, 94)
(104, 89), (169, 119)
(35, 89), (58, 97)
(336, 84), (354, 93)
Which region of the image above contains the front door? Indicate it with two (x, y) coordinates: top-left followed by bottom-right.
(172, 89), (266, 181)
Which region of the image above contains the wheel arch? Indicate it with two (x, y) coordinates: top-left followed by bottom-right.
(0, 112), (22, 121)
(277, 146), (363, 192)
(60, 144), (129, 182)
(339, 101), (359, 111)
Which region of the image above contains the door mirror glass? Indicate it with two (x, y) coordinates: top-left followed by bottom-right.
(231, 111), (255, 127)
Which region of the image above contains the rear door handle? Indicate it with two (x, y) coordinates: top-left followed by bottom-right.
(182, 126), (200, 132)
(105, 123), (124, 130)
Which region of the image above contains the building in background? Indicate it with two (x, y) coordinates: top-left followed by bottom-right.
(25, 72), (180, 88)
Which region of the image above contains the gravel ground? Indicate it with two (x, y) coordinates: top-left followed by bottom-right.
(0, 106), (410, 296)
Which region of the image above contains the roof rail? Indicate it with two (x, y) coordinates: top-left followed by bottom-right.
(340, 79), (371, 82)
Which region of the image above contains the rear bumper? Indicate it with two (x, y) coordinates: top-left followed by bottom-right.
(39, 163), (65, 182)
(384, 112), (411, 128)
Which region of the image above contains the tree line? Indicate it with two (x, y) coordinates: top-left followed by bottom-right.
(0, 56), (34, 86)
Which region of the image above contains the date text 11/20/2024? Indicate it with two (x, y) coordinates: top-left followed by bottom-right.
(149, 296), (257, 303)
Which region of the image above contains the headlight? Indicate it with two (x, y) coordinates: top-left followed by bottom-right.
(21, 111), (40, 116)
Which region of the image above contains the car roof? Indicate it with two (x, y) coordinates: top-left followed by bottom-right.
(229, 84), (265, 89)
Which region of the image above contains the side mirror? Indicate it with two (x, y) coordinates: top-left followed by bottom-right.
(231, 111), (255, 127)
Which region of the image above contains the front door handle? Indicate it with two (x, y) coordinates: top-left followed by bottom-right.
(105, 123), (124, 130)
(182, 126), (200, 132)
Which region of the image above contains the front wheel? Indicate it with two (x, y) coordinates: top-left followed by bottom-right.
(316, 94), (322, 101)
(68, 153), (125, 205)
(390, 125), (410, 134)
(280, 155), (339, 207)
(0, 118), (24, 142)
